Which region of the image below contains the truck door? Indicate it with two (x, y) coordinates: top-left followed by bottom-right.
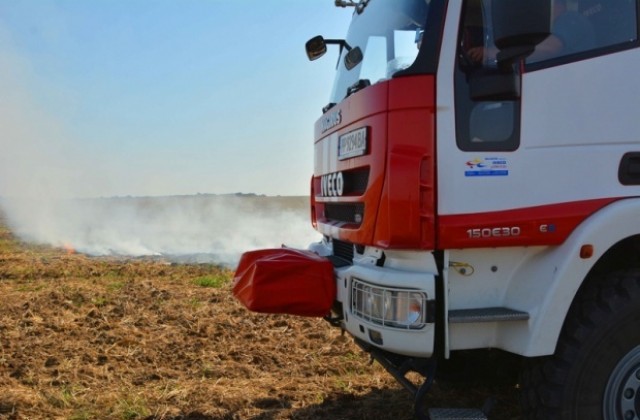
(520, 0), (640, 208)
(436, 0), (640, 250)
(436, 0), (524, 249)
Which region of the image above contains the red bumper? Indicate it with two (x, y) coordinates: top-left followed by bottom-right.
(233, 248), (336, 317)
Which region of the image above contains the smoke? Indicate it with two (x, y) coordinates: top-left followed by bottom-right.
(0, 27), (319, 267)
(2, 195), (319, 266)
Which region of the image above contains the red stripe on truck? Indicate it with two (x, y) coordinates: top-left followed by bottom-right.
(437, 198), (619, 249)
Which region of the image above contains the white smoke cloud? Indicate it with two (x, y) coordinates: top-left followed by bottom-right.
(2, 195), (319, 266)
(0, 26), (319, 267)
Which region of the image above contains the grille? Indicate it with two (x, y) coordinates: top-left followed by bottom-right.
(324, 203), (364, 225)
(316, 167), (369, 197)
(332, 239), (354, 263)
(343, 168), (369, 195)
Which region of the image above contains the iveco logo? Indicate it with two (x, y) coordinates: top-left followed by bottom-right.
(320, 109), (342, 133)
(321, 171), (344, 197)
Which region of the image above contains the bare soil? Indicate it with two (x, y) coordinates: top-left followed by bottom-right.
(0, 217), (520, 419)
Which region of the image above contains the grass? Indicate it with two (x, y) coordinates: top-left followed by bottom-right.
(92, 296), (109, 307)
(45, 386), (76, 409)
(116, 395), (150, 420)
(192, 274), (228, 288)
(107, 280), (126, 291)
(69, 409), (93, 420)
(188, 297), (203, 309)
(0, 209), (521, 420)
(15, 283), (45, 293)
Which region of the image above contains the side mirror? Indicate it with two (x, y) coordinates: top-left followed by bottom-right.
(344, 47), (363, 70)
(492, 0), (551, 64)
(470, 0), (550, 100)
(306, 36), (327, 61)
(306, 36), (361, 71)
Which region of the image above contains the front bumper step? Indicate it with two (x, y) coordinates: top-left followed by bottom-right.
(428, 408), (487, 420)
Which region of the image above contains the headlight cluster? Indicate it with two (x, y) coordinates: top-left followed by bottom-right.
(351, 279), (427, 329)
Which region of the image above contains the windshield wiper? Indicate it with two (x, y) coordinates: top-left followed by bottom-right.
(323, 103), (337, 113)
(346, 79), (371, 97)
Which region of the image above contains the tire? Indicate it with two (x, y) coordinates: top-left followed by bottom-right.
(520, 269), (640, 419)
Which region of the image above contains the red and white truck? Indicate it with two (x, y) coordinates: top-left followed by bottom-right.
(234, 0), (640, 418)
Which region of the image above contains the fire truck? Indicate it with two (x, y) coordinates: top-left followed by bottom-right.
(234, 0), (640, 418)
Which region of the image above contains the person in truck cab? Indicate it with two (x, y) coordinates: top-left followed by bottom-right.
(529, 0), (597, 61)
(466, 0), (596, 64)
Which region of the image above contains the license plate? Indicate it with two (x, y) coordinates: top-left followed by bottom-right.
(338, 127), (367, 160)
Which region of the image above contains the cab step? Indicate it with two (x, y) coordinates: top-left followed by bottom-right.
(428, 408), (487, 420)
(448, 306), (529, 323)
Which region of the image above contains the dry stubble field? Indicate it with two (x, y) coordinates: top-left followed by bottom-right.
(0, 211), (520, 419)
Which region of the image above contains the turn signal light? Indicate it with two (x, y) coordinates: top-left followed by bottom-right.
(580, 244), (594, 259)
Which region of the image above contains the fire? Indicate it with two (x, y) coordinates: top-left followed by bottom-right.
(62, 243), (76, 254)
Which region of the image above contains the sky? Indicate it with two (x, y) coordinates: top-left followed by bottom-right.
(0, 0), (353, 198)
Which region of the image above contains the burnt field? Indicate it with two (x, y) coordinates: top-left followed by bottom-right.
(0, 201), (520, 419)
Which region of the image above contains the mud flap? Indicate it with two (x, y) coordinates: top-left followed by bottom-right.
(233, 248), (336, 317)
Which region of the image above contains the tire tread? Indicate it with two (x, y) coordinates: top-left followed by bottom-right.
(520, 268), (640, 419)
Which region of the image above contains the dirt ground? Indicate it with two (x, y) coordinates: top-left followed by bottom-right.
(0, 217), (520, 419)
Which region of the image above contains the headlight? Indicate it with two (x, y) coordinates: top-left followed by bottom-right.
(351, 279), (427, 329)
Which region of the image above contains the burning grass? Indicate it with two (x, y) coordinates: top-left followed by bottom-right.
(0, 217), (520, 419)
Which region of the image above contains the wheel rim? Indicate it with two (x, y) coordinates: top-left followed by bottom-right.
(604, 344), (640, 420)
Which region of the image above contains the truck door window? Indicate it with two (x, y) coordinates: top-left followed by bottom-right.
(454, 0), (521, 152)
(527, 0), (639, 66)
(469, 102), (515, 144)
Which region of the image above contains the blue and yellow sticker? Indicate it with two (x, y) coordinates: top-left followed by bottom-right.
(465, 157), (509, 177)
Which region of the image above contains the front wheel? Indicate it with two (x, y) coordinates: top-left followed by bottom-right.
(520, 269), (640, 419)
(603, 344), (640, 420)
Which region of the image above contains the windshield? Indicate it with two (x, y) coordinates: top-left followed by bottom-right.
(330, 0), (433, 103)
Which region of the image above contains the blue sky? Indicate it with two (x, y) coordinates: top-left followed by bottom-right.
(0, 1), (352, 197)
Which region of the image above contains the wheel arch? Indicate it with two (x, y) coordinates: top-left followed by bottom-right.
(520, 268), (640, 418)
(505, 198), (640, 356)
(585, 234), (640, 279)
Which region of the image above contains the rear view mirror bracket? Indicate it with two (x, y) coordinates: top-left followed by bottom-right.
(305, 35), (362, 70)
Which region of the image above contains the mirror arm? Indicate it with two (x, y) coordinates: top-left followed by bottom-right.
(324, 39), (353, 52)
(324, 39), (353, 69)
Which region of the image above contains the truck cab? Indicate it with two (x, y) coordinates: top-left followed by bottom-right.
(236, 0), (640, 417)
